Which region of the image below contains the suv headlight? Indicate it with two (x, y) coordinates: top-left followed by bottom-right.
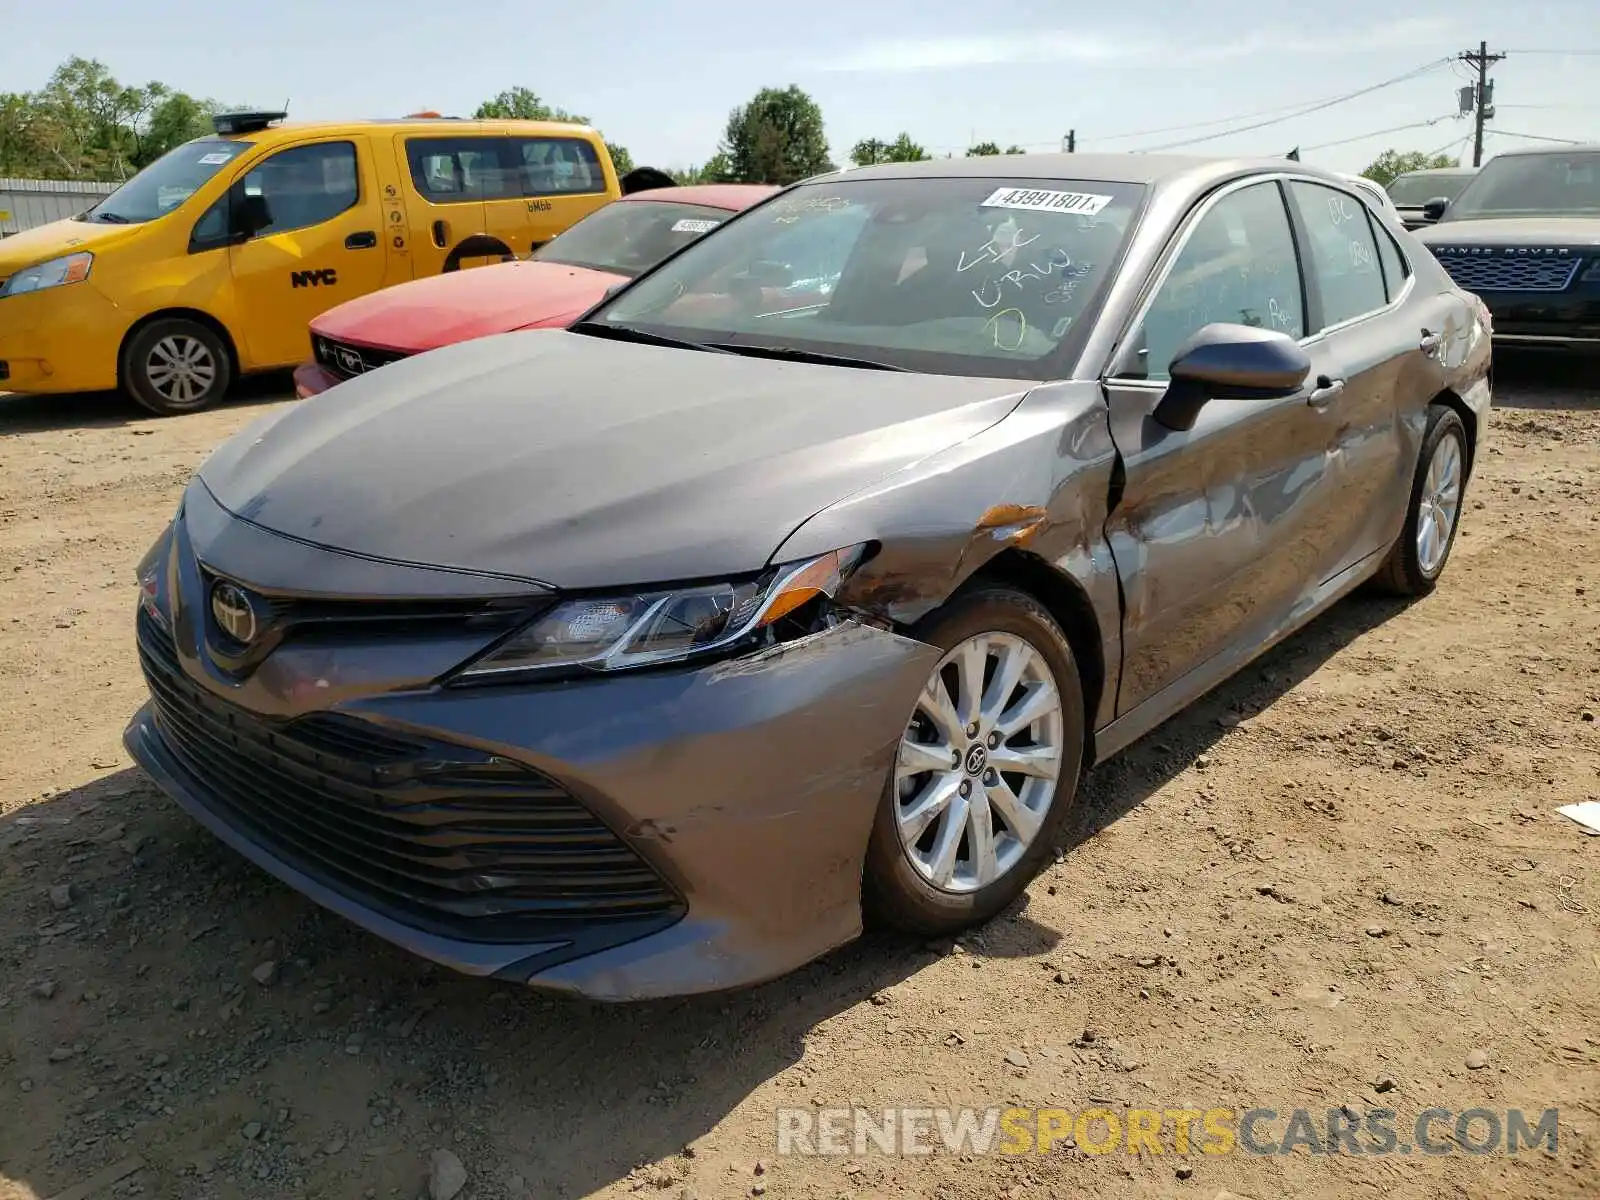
(453, 546), (865, 681)
(0, 252), (94, 298)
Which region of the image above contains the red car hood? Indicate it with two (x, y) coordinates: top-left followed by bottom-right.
(310, 259), (624, 353)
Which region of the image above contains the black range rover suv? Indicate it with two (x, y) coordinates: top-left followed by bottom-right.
(1416, 145), (1600, 349)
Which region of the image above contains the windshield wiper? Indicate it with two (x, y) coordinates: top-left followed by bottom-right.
(704, 342), (908, 372)
(91, 211), (131, 224)
(568, 321), (728, 354)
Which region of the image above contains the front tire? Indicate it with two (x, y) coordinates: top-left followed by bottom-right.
(1372, 405), (1468, 596)
(122, 318), (233, 416)
(864, 584), (1085, 936)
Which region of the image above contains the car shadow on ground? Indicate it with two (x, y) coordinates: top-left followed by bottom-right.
(0, 372), (296, 434)
(1, 589), (1410, 1198)
(1491, 350), (1599, 409)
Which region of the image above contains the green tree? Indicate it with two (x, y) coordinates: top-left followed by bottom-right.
(473, 87), (633, 178)
(851, 132), (928, 166)
(720, 85), (834, 184)
(670, 151), (734, 185)
(849, 137), (888, 167)
(0, 58), (226, 181)
(1362, 148), (1458, 188)
(967, 141), (1002, 156)
(1003, 144), (1026, 154)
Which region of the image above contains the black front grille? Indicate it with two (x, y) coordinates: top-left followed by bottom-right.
(136, 609), (682, 943)
(313, 335), (412, 380)
(1435, 255), (1581, 294)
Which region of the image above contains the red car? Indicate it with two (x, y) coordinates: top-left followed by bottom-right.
(294, 184), (777, 397)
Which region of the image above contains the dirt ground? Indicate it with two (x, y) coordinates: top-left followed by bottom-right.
(1, 360), (1596, 1200)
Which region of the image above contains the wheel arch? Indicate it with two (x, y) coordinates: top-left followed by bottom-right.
(962, 547), (1108, 767)
(1430, 388), (1478, 475)
(118, 308), (242, 386)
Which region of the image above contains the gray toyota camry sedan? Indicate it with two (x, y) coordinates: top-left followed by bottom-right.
(126, 154), (1492, 1000)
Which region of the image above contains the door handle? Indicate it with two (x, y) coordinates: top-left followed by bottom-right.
(344, 231), (377, 250)
(431, 219), (449, 249)
(1307, 376), (1345, 410)
(1419, 328), (1444, 357)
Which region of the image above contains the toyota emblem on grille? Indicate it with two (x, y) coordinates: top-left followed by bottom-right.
(211, 581), (259, 645)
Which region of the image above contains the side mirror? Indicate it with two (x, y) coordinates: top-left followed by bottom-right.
(1153, 323), (1311, 432)
(1421, 197), (1450, 222)
(235, 193), (273, 239)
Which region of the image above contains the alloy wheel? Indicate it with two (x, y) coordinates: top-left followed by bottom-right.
(893, 632), (1064, 894)
(146, 335), (218, 407)
(1416, 432), (1463, 576)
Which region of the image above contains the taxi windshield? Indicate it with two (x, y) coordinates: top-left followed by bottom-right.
(81, 139), (251, 225)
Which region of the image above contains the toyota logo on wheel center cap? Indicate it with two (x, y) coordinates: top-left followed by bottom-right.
(963, 743), (989, 776)
(210, 581), (259, 646)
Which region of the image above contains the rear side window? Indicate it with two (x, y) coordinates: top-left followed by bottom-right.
(513, 137), (606, 197)
(1288, 181), (1388, 330)
(406, 137), (504, 203)
(1370, 216), (1411, 302)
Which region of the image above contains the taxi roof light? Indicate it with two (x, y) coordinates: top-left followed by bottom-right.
(212, 110), (288, 136)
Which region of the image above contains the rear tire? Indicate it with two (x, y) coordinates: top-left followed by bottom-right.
(864, 584), (1085, 936)
(122, 318), (233, 416)
(1371, 405), (1468, 596)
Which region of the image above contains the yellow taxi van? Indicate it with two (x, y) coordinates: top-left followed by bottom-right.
(0, 110), (655, 414)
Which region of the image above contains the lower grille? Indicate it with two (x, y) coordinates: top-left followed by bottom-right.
(313, 335), (411, 381)
(136, 609), (682, 943)
(1435, 255), (1580, 294)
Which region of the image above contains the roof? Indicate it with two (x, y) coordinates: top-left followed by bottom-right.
(219, 118), (602, 141)
(829, 152), (1348, 188)
(1395, 166), (1478, 176)
(621, 183), (778, 211)
(1487, 142), (1600, 158)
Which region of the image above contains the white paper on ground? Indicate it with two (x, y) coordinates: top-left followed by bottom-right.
(1556, 801), (1600, 835)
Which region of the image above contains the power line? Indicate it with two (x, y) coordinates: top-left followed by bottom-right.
(1298, 115), (1458, 153)
(1084, 59), (1449, 144)
(1502, 48), (1600, 55)
(1489, 129), (1591, 145)
(1127, 59), (1453, 152)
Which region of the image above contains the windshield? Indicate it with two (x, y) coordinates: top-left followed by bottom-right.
(1442, 152), (1600, 219)
(587, 176), (1145, 379)
(533, 200), (735, 276)
(81, 138), (251, 224)
(1386, 171), (1472, 206)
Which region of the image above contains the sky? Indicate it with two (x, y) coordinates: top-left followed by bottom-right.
(6, 0), (1600, 176)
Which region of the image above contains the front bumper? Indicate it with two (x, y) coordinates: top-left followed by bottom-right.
(124, 494), (938, 1000)
(292, 361), (337, 398)
(1468, 289), (1600, 349)
(0, 282), (125, 393)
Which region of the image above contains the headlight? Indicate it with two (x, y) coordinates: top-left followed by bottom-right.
(1582, 258), (1600, 283)
(0, 252), (93, 298)
(454, 546), (865, 681)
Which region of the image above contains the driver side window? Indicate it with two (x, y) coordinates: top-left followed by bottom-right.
(1120, 181), (1305, 381)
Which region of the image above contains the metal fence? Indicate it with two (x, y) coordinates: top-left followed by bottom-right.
(0, 178), (119, 236)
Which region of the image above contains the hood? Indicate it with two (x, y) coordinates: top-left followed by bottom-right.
(199, 329), (1028, 589)
(1417, 217), (1600, 250)
(0, 217), (144, 275)
(309, 259), (623, 352)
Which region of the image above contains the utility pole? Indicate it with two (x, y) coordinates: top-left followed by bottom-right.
(1458, 41), (1506, 166)
(1062, 130), (1076, 153)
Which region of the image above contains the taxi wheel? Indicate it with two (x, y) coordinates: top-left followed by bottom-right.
(122, 319), (233, 416)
